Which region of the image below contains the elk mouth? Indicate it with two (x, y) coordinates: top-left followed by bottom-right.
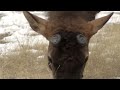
(54, 72), (83, 79)
(48, 56), (88, 79)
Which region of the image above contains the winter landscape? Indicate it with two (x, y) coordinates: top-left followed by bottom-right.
(0, 11), (120, 79)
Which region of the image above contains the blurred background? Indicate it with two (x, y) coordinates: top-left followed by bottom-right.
(0, 11), (120, 79)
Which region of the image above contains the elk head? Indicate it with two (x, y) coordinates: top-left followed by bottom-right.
(23, 11), (113, 79)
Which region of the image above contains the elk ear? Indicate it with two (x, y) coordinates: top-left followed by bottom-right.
(23, 11), (47, 37)
(89, 13), (113, 35)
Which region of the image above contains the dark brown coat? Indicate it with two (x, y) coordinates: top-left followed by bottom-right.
(23, 11), (113, 79)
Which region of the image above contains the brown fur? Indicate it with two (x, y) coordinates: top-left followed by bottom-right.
(23, 11), (113, 79)
(45, 11), (99, 38)
(47, 11), (100, 21)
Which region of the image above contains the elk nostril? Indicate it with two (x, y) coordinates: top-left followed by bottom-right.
(48, 56), (52, 63)
(85, 56), (88, 63)
(48, 56), (53, 70)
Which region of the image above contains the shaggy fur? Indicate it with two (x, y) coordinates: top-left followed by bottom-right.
(46, 11), (99, 38)
(23, 11), (113, 79)
(46, 11), (100, 79)
(47, 11), (100, 21)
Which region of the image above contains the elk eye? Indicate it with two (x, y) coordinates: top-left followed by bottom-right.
(77, 34), (87, 45)
(49, 34), (61, 45)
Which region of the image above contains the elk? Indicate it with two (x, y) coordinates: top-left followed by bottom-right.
(23, 11), (113, 79)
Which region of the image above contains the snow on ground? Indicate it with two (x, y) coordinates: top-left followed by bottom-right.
(0, 11), (49, 56)
(0, 11), (120, 56)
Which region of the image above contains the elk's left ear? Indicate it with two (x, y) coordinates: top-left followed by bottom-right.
(89, 13), (113, 35)
(23, 11), (47, 37)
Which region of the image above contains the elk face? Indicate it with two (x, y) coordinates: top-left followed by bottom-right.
(23, 11), (113, 79)
(48, 30), (89, 79)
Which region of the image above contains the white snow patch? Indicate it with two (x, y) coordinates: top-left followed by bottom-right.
(112, 77), (120, 79)
(26, 49), (39, 53)
(0, 11), (49, 56)
(37, 55), (45, 59)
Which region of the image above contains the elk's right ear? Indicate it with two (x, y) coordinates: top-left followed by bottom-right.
(23, 11), (47, 37)
(89, 12), (113, 35)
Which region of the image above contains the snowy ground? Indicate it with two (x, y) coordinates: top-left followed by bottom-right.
(0, 11), (120, 56)
(0, 11), (49, 56)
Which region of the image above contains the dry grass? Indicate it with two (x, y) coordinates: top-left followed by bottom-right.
(0, 42), (52, 79)
(0, 23), (120, 79)
(84, 23), (120, 79)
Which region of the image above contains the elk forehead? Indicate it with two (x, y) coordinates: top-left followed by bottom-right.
(46, 19), (93, 38)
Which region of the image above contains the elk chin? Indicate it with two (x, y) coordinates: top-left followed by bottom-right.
(53, 72), (83, 79)
(53, 55), (88, 79)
